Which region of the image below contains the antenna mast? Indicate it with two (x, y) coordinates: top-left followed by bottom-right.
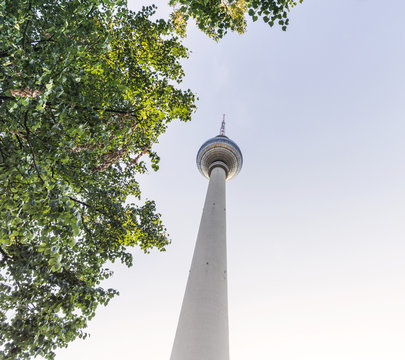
(220, 114), (226, 136)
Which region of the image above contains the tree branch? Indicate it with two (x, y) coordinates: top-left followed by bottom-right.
(70, 196), (108, 217)
(15, 133), (25, 150)
(0, 141), (7, 162)
(0, 245), (10, 267)
(69, 197), (92, 209)
(0, 245), (9, 260)
(22, 0), (33, 51)
(23, 112), (44, 184)
(32, 35), (56, 51)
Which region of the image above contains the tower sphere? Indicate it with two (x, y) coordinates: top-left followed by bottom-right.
(197, 135), (243, 180)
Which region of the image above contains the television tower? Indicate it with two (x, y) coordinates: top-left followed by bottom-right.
(170, 117), (243, 360)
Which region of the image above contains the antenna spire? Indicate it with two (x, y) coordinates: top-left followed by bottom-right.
(220, 114), (226, 136)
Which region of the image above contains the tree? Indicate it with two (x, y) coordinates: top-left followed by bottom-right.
(0, 1), (194, 358)
(170, 0), (303, 39)
(0, 0), (301, 358)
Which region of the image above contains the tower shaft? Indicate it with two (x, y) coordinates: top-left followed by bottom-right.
(170, 167), (229, 360)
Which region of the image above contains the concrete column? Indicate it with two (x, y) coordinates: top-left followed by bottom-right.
(170, 166), (229, 360)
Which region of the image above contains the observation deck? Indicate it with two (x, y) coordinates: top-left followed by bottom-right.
(196, 134), (243, 180)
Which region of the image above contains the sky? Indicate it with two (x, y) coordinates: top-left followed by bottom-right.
(55, 1), (405, 359)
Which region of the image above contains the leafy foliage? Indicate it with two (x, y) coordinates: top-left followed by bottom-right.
(0, 0), (194, 358)
(0, 0), (303, 357)
(171, 0), (303, 39)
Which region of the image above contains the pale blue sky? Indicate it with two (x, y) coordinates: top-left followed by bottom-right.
(55, 1), (405, 359)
